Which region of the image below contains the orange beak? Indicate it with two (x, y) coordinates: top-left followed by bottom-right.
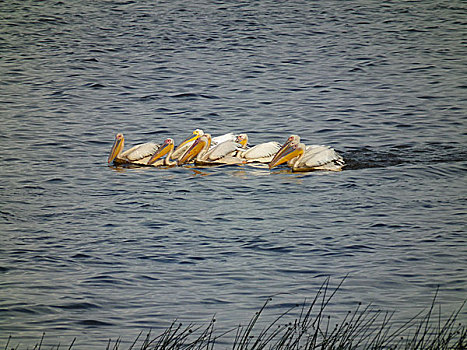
(177, 137), (207, 165)
(268, 141), (302, 169)
(147, 140), (173, 165)
(173, 130), (203, 156)
(108, 135), (124, 164)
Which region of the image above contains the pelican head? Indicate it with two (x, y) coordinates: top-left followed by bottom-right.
(108, 133), (124, 164)
(174, 129), (204, 154)
(147, 138), (174, 165)
(177, 134), (211, 165)
(287, 135), (301, 144)
(235, 134), (249, 148)
(268, 135), (303, 169)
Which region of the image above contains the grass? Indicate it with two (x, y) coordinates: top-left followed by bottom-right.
(4, 278), (466, 350)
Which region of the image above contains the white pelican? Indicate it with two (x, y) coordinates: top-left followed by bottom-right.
(146, 138), (177, 167)
(172, 129), (241, 160)
(108, 133), (159, 165)
(177, 134), (245, 166)
(269, 135), (345, 172)
(234, 134), (281, 163)
(171, 129), (204, 160)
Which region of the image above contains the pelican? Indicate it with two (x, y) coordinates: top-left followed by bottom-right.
(146, 138), (177, 167)
(234, 134), (281, 163)
(171, 129), (204, 160)
(172, 129), (242, 158)
(269, 135), (345, 172)
(108, 133), (159, 165)
(177, 134), (245, 166)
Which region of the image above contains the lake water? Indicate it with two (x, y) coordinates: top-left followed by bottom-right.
(0, 0), (466, 348)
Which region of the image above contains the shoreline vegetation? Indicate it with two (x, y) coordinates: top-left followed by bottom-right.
(4, 279), (466, 350)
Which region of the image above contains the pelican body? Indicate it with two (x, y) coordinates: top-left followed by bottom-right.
(234, 134), (281, 163)
(269, 135), (345, 172)
(108, 133), (159, 166)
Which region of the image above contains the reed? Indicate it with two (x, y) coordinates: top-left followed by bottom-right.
(4, 278), (466, 350)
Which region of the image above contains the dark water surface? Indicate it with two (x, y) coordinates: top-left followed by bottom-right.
(0, 0), (466, 348)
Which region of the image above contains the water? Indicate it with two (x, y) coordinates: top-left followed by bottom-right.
(0, 0), (466, 348)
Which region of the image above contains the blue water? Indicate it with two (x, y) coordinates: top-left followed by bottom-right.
(0, 0), (466, 348)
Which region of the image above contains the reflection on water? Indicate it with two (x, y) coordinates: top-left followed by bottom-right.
(188, 168), (215, 177)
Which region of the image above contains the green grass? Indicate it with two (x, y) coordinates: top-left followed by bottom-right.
(4, 278), (466, 350)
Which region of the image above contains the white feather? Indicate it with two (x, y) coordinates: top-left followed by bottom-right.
(121, 142), (159, 161)
(240, 142), (281, 160)
(210, 133), (237, 147)
(205, 141), (239, 161)
(303, 145), (343, 168)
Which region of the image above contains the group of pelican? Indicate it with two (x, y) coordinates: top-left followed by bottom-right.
(107, 130), (345, 172)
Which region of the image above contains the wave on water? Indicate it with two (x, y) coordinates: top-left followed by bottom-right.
(342, 143), (466, 171)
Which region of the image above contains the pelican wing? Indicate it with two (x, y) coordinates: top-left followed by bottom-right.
(205, 141), (239, 161)
(302, 145), (344, 168)
(211, 132), (236, 147)
(121, 142), (159, 161)
(241, 142), (281, 160)
(304, 145), (330, 156)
